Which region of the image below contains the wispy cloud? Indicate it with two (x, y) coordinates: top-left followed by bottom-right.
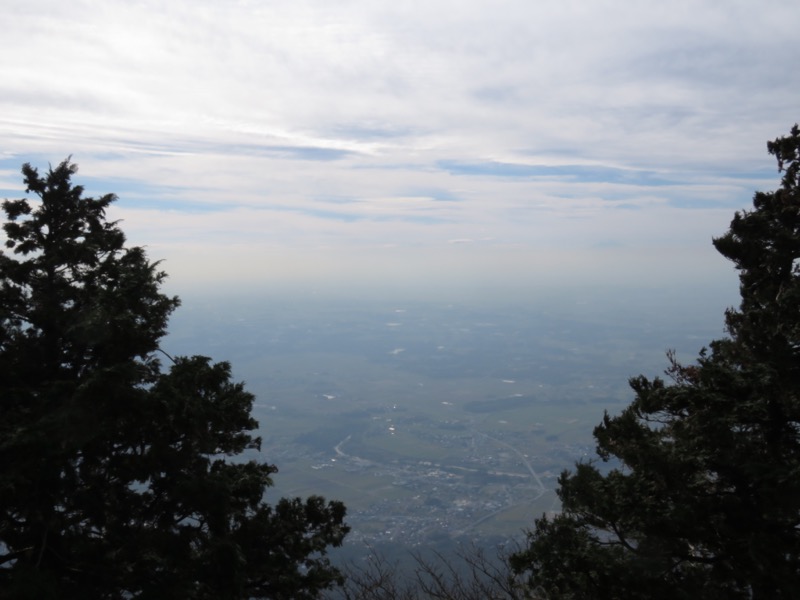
(1, 0), (797, 296)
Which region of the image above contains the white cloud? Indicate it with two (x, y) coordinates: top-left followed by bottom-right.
(1, 0), (796, 297)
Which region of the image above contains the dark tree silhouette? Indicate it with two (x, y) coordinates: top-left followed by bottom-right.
(0, 160), (348, 599)
(510, 125), (800, 599)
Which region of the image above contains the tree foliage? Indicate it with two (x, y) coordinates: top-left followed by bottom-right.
(0, 160), (348, 599)
(510, 125), (800, 599)
(328, 544), (534, 600)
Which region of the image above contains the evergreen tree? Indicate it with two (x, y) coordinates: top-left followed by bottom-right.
(0, 160), (348, 599)
(510, 125), (800, 599)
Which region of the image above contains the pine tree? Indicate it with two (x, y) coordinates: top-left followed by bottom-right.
(510, 125), (800, 599)
(0, 160), (348, 599)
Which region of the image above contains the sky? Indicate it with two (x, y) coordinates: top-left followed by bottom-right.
(1, 0), (798, 303)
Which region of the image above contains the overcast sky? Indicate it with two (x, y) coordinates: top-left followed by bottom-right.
(1, 0), (798, 302)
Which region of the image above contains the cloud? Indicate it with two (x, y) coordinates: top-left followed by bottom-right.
(1, 0), (797, 297)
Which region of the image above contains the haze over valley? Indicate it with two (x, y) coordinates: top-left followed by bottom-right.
(161, 283), (736, 557)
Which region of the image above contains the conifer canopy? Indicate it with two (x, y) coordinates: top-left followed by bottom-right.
(511, 125), (800, 600)
(0, 160), (349, 599)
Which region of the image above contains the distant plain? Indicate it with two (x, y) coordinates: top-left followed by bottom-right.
(161, 282), (736, 551)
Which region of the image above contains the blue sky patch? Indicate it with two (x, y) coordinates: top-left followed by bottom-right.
(436, 160), (676, 186)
